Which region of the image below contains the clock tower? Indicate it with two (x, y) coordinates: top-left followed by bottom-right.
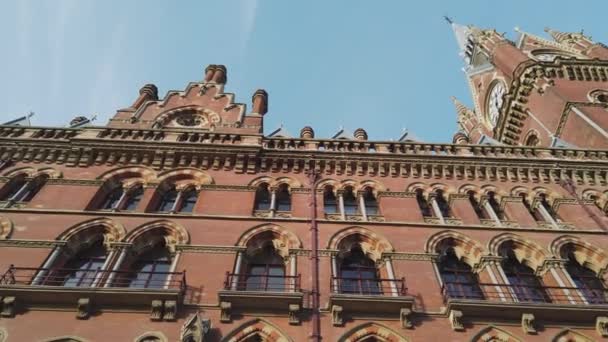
(450, 21), (608, 149)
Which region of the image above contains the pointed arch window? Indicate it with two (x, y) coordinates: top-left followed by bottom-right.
(416, 189), (432, 217)
(60, 239), (108, 287)
(254, 183), (271, 211)
(101, 187), (124, 210)
(563, 249), (607, 304)
(501, 248), (548, 302)
(243, 243), (286, 291)
(521, 193), (544, 221)
(127, 243), (172, 289)
(438, 247), (483, 299)
(342, 186), (358, 215)
(123, 185), (144, 211)
(0, 174), (48, 203)
(434, 190), (452, 218)
(157, 186), (179, 212)
(179, 188), (198, 213)
(362, 187), (379, 215)
(154, 185), (198, 213)
(323, 186), (338, 214)
(275, 184), (291, 212)
(338, 245), (380, 295)
(100, 184), (143, 211)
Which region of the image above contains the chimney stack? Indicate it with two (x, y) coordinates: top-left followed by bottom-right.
(131, 84), (158, 109)
(251, 89), (268, 116)
(300, 126), (315, 139)
(354, 128), (368, 140)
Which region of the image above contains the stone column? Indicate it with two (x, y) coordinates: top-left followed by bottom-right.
(358, 194), (368, 221)
(430, 197), (446, 224)
(32, 246), (63, 285)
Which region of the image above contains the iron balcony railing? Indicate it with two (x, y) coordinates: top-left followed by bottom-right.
(223, 272), (301, 292)
(441, 281), (608, 305)
(0, 265), (186, 293)
(331, 276), (407, 296)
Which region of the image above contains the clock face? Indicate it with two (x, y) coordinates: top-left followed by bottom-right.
(487, 82), (506, 128)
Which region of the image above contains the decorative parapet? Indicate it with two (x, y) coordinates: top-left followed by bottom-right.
(423, 217), (463, 226)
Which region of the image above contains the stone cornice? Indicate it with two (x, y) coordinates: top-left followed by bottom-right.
(0, 239), (65, 248)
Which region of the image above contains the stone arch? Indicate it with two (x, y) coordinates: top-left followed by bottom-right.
(530, 186), (562, 203)
(480, 184), (506, 197)
(2, 166), (62, 179)
(523, 129), (541, 147)
(237, 224), (302, 259)
(126, 220), (190, 254)
(488, 233), (548, 270)
(133, 331), (168, 342)
(509, 186), (530, 197)
(249, 176), (273, 188)
(425, 230), (485, 267)
(550, 235), (608, 274)
(337, 322), (410, 342)
(57, 217), (126, 254)
(97, 166), (157, 183)
(0, 216), (13, 239)
(406, 182), (427, 194)
(470, 325), (522, 342)
(157, 168), (214, 189)
(429, 182), (454, 195)
(328, 226), (393, 262)
(458, 184), (479, 194)
(337, 179), (358, 192)
(248, 176), (302, 190)
(222, 318), (293, 342)
(358, 180), (387, 195)
(552, 328), (594, 342)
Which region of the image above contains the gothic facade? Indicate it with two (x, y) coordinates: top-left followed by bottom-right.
(0, 24), (607, 341)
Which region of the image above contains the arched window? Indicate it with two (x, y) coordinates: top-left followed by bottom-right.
(242, 243), (286, 291)
(338, 244), (380, 295)
(60, 239), (107, 287)
(521, 193), (544, 221)
(500, 247), (548, 302)
(101, 187), (124, 210)
(127, 242), (172, 289)
(563, 248), (607, 304)
(416, 189), (432, 217)
(438, 247), (483, 299)
(342, 186), (358, 215)
(100, 184), (143, 211)
(323, 186), (338, 214)
(468, 191), (486, 219)
(538, 193), (559, 221)
(179, 188), (198, 213)
(362, 187), (379, 215)
(254, 183), (271, 211)
(487, 191), (505, 220)
(153, 184), (198, 213)
(275, 184), (291, 212)
(123, 185), (144, 211)
(0, 174), (48, 203)
(434, 190), (451, 218)
(524, 133), (540, 147)
(156, 186), (179, 212)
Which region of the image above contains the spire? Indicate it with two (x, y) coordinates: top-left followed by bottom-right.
(544, 27), (570, 44)
(544, 27), (591, 45)
(450, 96), (473, 118)
(448, 19), (472, 58)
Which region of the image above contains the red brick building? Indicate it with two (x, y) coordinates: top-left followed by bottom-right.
(0, 24), (608, 342)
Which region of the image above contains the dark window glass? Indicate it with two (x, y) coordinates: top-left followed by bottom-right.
(18, 175), (48, 202)
(565, 252), (606, 304)
(244, 245), (285, 291)
(60, 240), (107, 287)
(338, 245), (380, 295)
(323, 186), (338, 214)
(439, 248), (484, 299)
(538, 194), (559, 221)
(179, 189), (198, 213)
(416, 189), (433, 217)
(521, 194), (543, 221)
(502, 249), (548, 302)
(157, 187), (178, 212)
(254, 184), (271, 210)
(102, 187), (124, 210)
(343, 187), (358, 215)
(363, 188), (379, 215)
(128, 246), (171, 289)
(1, 177), (27, 201)
(487, 192), (505, 220)
(123, 186), (144, 211)
(276, 184), (291, 211)
(435, 190), (451, 218)
(468, 191), (486, 219)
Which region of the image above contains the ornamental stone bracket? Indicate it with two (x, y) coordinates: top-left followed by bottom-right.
(76, 297), (91, 320)
(400, 308), (413, 329)
(597, 316), (608, 338)
(288, 304), (301, 325)
(521, 313), (537, 335)
(220, 301), (232, 323)
(449, 309), (464, 331)
(0, 296), (16, 317)
(150, 299), (178, 321)
(332, 304), (343, 326)
(180, 313), (212, 342)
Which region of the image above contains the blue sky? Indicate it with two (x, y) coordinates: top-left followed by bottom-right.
(0, 1), (605, 142)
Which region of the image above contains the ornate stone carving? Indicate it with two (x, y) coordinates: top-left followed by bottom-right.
(150, 300), (163, 321)
(163, 300), (177, 321)
(400, 308), (413, 329)
(596, 316), (608, 337)
(220, 301), (232, 323)
(288, 304), (301, 325)
(449, 309), (464, 331)
(331, 304), (343, 326)
(1, 296), (16, 317)
(76, 298), (91, 320)
(180, 313), (211, 342)
(521, 313), (536, 334)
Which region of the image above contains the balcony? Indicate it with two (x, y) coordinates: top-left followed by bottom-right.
(0, 265), (186, 320)
(441, 281), (608, 327)
(217, 273), (304, 323)
(329, 277), (414, 326)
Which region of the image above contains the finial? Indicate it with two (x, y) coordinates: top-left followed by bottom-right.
(443, 15), (453, 25)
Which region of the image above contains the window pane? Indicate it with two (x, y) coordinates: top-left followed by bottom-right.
(179, 190), (197, 213)
(157, 189), (178, 212)
(123, 186), (143, 211)
(102, 188), (123, 209)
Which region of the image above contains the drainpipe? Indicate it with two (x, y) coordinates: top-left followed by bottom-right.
(308, 170), (321, 342)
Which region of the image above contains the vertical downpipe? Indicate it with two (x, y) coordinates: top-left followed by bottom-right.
(309, 171), (321, 341)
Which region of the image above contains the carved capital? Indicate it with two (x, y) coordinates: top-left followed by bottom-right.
(1, 296), (16, 318)
(76, 298), (91, 320)
(180, 313), (211, 342)
(220, 301), (232, 323)
(597, 316), (608, 338)
(164, 300), (177, 321)
(332, 305), (343, 326)
(288, 304), (301, 325)
(522, 313), (536, 334)
(150, 299), (163, 321)
(400, 308), (413, 329)
(449, 309), (464, 331)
